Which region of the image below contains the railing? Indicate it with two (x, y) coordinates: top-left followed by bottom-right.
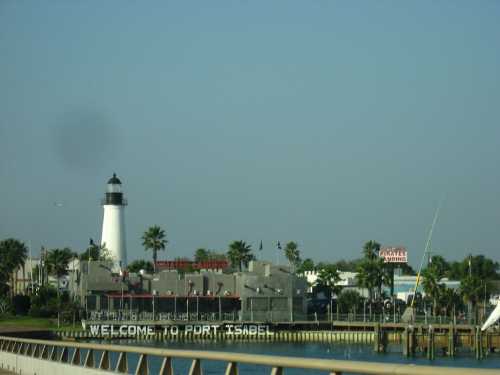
(1, 335), (499, 375)
(84, 310), (471, 325)
(86, 311), (238, 322)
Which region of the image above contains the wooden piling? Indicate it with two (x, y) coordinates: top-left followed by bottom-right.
(448, 324), (455, 357)
(427, 326), (435, 360)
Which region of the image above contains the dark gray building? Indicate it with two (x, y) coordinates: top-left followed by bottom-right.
(76, 260), (308, 322)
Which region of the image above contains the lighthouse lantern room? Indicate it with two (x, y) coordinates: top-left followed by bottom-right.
(101, 173), (127, 271)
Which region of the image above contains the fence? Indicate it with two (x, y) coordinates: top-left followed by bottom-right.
(85, 310), (472, 325)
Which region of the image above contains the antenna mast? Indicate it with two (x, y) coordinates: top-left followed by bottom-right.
(410, 198), (444, 308)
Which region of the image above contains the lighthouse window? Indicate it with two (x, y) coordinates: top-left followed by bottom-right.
(107, 183), (122, 193)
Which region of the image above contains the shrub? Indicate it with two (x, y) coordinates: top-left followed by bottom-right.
(12, 294), (31, 315)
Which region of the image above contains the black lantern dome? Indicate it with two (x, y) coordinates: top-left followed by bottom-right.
(107, 173), (122, 185)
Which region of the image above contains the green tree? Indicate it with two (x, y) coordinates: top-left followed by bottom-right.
(337, 289), (362, 314)
(439, 287), (462, 317)
(0, 238), (28, 298)
(28, 285), (58, 318)
(363, 240), (380, 260)
(127, 260), (154, 273)
(0, 297), (12, 316)
(206, 251), (228, 261)
(227, 241), (254, 272)
(357, 258), (382, 301)
(357, 241), (384, 301)
(446, 254), (498, 322)
(45, 247), (74, 327)
(428, 255), (450, 277)
(399, 263), (416, 276)
(316, 264), (342, 299)
(296, 258), (315, 274)
(332, 258), (363, 272)
(194, 249), (227, 263)
(284, 241), (301, 271)
(448, 255), (499, 280)
(194, 248), (209, 263)
(460, 274), (486, 322)
(80, 240), (110, 261)
(142, 225), (168, 273)
(382, 262), (399, 299)
(45, 248), (74, 293)
(422, 265), (445, 316)
(420, 254), (451, 316)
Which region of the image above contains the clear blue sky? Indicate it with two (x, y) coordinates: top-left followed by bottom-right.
(1, 1), (500, 267)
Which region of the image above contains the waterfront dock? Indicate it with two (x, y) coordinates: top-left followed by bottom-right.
(56, 320), (500, 359)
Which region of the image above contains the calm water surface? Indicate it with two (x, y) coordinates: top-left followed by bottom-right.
(87, 339), (500, 374)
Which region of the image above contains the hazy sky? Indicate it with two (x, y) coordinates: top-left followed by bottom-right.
(1, 1), (500, 267)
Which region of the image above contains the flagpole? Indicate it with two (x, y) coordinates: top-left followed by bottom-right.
(276, 243), (278, 266)
(28, 240), (33, 295)
(276, 241), (282, 266)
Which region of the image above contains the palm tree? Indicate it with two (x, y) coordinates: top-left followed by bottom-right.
(316, 265), (342, 299)
(0, 238), (28, 298)
(422, 266), (444, 316)
(80, 239), (110, 261)
(45, 247), (74, 327)
(439, 287), (461, 318)
(357, 259), (378, 301)
(460, 274), (483, 323)
(227, 241), (254, 272)
(357, 241), (384, 301)
(382, 263), (396, 299)
(194, 248), (209, 262)
(284, 241), (301, 271)
(363, 240), (380, 260)
(45, 248), (74, 294)
(142, 226), (168, 273)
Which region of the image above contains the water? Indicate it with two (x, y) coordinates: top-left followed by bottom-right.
(85, 339), (500, 374)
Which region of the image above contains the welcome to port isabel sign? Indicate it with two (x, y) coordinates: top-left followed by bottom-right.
(85, 323), (272, 337)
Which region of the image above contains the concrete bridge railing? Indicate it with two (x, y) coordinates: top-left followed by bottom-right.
(1, 335), (500, 375)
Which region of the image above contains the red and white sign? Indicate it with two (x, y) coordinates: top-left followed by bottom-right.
(379, 247), (407, 263)
(156, 260), (229, 270)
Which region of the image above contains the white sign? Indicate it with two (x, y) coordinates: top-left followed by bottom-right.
(87, 324), (272, 337)
(379, 247), (408, 263)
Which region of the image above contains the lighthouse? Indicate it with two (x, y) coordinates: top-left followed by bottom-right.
(101, 173), (127, 270)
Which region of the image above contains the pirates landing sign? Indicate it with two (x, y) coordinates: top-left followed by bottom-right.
(379, 246), (408, 264)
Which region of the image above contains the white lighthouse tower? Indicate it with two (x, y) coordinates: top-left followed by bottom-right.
(101, 173), (127, 271)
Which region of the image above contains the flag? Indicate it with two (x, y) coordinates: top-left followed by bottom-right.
(259, 241), (263, 251)
(277, 241), (282, 250)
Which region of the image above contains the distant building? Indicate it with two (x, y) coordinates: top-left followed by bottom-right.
(12, 257), (81, 296)
(11, 258), (39, 295)
(394, 276), (460, 303)
(303, 269), (460, 302)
